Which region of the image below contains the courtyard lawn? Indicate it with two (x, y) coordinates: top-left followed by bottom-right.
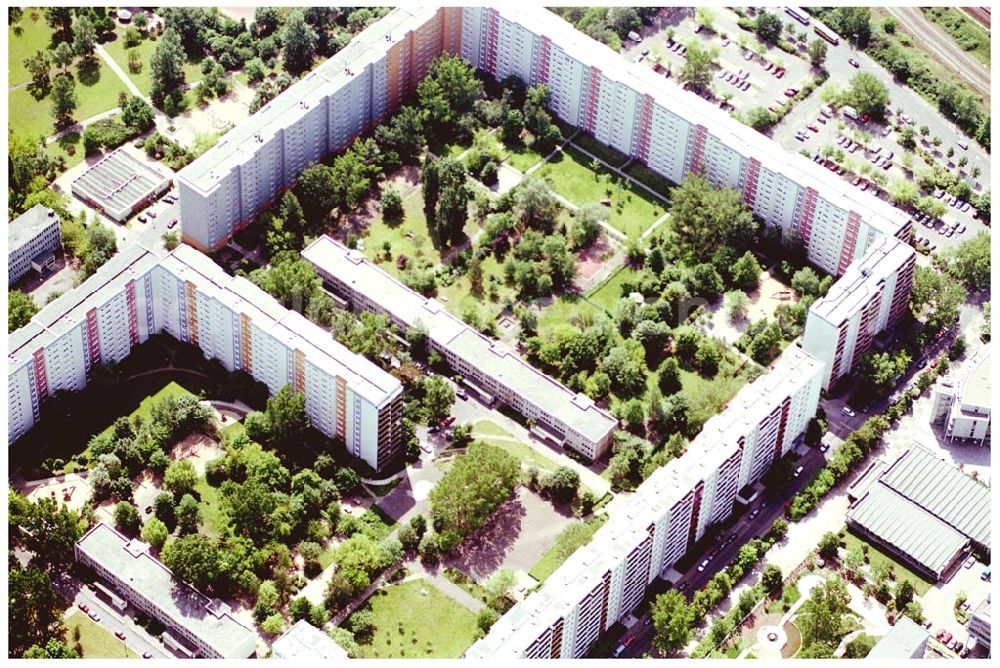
(436, 253), (516, 326)
(535, 294), (605, 337)
(8, 11), (55, 87)
(362, 189), (444, 275)
(220, 420), (246, 441)
(65, 612), (139, 659)
(586, 265), (639, 312)
(842, 531), (933, 596)
(46, 131), (86, 170)
(351, 579), (479, 658)
(527, 515), (607, 583)
(193, 476), (228, 538)
(535, 145), (664, 239)
(99, 382), (196, 438)
(471, 421), (561, 475)
(103, 33), (205, 98)
(9, 59), (128, 140)
(501, 137), (548, 173)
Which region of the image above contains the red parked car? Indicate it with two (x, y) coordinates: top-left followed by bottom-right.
(774, 68), (785, 78)
(441, 415), (456, 427)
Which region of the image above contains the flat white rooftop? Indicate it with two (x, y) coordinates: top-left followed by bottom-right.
(302, 236), (617, 444)
(76, 523), (256, 659)
(807, 235), (914, 325)
(9, 204), (60, 254)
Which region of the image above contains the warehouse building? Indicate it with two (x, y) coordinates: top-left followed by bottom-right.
(75, 523), (257, 659)
(846, 446), (991, 581)
(302, 235), (617, 459)
(802, 235), (916, 391)
(969, 598), (991, 652)
(71, 149), (171, 223)
(466, 346), (823, 658)
(8, 204), (62, 286)
(8, 243), (403, 471)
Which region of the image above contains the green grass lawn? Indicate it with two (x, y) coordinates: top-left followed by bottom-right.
(350, 579), (479, 658)
(535, 294), (605, 337)
(625, 162), (677, 204)
(220, 420), (246, 441)
(8, 11), (55, 87)
(535, 145), (664, 239)
(65, 612), (139, 659)
(586, 265), (638, 312)
(436, 252), (516, 325)
(45, 131), (86, 170)
(528, 516), (607, 582)
(193, 476), (228, 538)
(9, 59), (128, 139)
(99, 382), (196, 438)
(677, 364), (754, 432)
(842, 531), (934, 596)
(471, 420), (561, 475)
(501, 137), (548, 173)
(362, 189), (443, 273)
(103, 32), (205, 97)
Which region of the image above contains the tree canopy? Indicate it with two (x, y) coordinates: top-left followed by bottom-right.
(669, 174), (757, 261)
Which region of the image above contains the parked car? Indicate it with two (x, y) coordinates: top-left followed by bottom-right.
(807, 124), (819, 132)
(881, 126), (892, 137)
(138, 215), (147, 223)
(613, 644), (626, 658)
(697, 559), (710, 572)
(749, 508), (760, 519)
(442, 415), (456, 427)
(167, 219), (178, 229)
(142, 652), (153, 659)
(78, 603), (89, 613)
(774, 68), (785, 78)
(456, 389), (469, 400)
(115, 631), (127, 641)
(740, 81), (750, 91)
(842, 406), (856, 417)
(848, 58), (859, 68)
(794, 465), (805, 477)
(852, 177), (861, 186)
(147, 210), (157, 219)
(982, 566), (991, 581)
(784, 88), (797, 97)
(89, 611), (101, 622)
(744, 51), (754, 61)
(957, 140), (969, 150)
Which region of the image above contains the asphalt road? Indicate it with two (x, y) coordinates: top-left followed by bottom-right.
(50, 570), (169, 659)
(885, 7), (990, 97)
(618, 445), (828, 659)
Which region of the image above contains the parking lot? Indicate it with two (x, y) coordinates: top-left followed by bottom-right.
(623, 8), (814, 116)
(919, 554), (992, 656)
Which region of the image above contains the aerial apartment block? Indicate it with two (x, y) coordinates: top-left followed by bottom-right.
(8, 243), (403, 470)
(302, 236), (618, 459)
(176, 7), (462, 251)
(466, 346), (823, 658)
(458, 5), (912, 277)
(8, 204), (62, 286)
(178, 7), (912, 280)
(76, 523), (257, 658)
(930, 348), (992, 445)
(802, 236), (916, 391)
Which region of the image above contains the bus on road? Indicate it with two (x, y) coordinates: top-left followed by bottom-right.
(785, 7), (811, 26)
(813, 20), (841, 45)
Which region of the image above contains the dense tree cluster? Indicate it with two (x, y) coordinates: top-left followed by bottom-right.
(428, 443), (520, 550)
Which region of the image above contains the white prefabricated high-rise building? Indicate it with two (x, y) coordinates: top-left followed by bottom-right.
(802, 236), (916, 391)
(466, 346), (824, 658)
(176, 7), (463, 252)
(179, 6), (911, 279)
(8, 243), (403, 470)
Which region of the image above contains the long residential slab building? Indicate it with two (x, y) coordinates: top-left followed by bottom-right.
(8, 242), (403, 471)
(179, 6), (911, 280)
(76, 523), (257, 658)
(302, 235), (618, 459)
(466, 346), (823, 658)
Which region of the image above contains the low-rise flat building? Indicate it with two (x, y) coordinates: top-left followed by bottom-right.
(8, 242), (403, 470)
(867, 616), (929, 659)
(466, 346), (823, 658)
(271, 619), (349, 659)
(969, 597), (991, 651)
(8, 204), (62, 286)
(302, 236), (617, 459)
(802, 236), (916, 391)
(930, 349), (991, 445)
(75, 523), (257, 659)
